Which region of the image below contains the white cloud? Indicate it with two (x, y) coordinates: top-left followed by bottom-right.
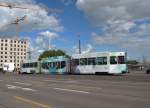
(82, 44), (93, 54)
(76, 0), (150, 59)
(76, 0), (150, 25)
(0, 0), (63, 37)
(35, 36), (44, 44)
(37, 30), (58, 50)
(73, 44), (93, 54)
(40, 30), (58, 39)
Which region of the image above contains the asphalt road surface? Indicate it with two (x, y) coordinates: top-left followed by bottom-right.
(0, 73), (150, 108)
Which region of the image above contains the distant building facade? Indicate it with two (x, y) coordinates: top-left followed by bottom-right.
(0, 38), (28, 69)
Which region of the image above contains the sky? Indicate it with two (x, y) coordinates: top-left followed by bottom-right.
(0, 0), (150, 61)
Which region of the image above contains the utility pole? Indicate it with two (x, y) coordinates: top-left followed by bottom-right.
(77, 34), (81, 54)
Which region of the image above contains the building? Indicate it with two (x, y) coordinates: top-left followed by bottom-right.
(0, 38), (28, 69)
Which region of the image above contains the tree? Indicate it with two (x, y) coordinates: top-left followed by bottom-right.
(38, 50), (68, 60)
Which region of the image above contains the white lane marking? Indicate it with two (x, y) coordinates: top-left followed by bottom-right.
(21, 88), (36, 92)
(6, 84), (36, 92)
(53, 88), (90, 94)
(7, 85), (18, 89)
(14, 82), (32, 86)
(44, 79), (78, 84)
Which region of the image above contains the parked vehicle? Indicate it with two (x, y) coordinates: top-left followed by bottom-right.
(3, 63), (15, 72)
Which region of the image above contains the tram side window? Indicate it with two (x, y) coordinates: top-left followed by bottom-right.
(110, 56), (117, 64)
(55, 62), (60, 69)
(80, 58), (87, 65)
(88, 58), (96, 65)
(42, 63), (48, 69)
(57, 62), (61, 69)
(47, 62), (51, 67)
(26, 63), (29, 68)
(61, 61), (66, 68)
(46, 63), (49, 69)
(118, 56), (125, 64)
(23, 63), (26, 68)
(97, 57), (107, 65)
(72, 59), (79, 66)
(30, 63), (33, 68)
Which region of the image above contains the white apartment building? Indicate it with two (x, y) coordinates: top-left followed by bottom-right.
(0, 38), (28, 69)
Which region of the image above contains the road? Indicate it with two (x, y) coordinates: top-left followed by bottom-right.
(0, 73), (150, 108)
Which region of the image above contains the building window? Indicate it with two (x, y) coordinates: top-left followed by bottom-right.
(1, 44), (3, 46)
(5, 40), (7, 42)
(5, 44), (7, 46)
(14, 48), (16, 51)
(1, 48), (3, 50)
(5, 52), (7, 54)
(10, 48), (12, 51)
(10, 60), (12, 62)
(5, 48), (7, 50)
(1, 56), (3, 58)
(5, 56), (7, 58)
(1, 60), (3, 62)
(5, 60), (7, 62)
(1, 40), (3, 42)
(11, 40), (13, 43)
(14, 41), (16, 43)
(1, 52), (3, 54)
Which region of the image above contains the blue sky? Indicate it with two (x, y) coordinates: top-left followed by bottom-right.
(0, 0), (150, 61)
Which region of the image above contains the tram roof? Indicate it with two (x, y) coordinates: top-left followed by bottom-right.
(72, 52), (126, 58)
(41, 56), (68, 62)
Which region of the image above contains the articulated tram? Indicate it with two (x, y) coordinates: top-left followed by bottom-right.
(21, 52), (128, 74)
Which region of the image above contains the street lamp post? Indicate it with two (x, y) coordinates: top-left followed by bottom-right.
(77, 34), (81, 54)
